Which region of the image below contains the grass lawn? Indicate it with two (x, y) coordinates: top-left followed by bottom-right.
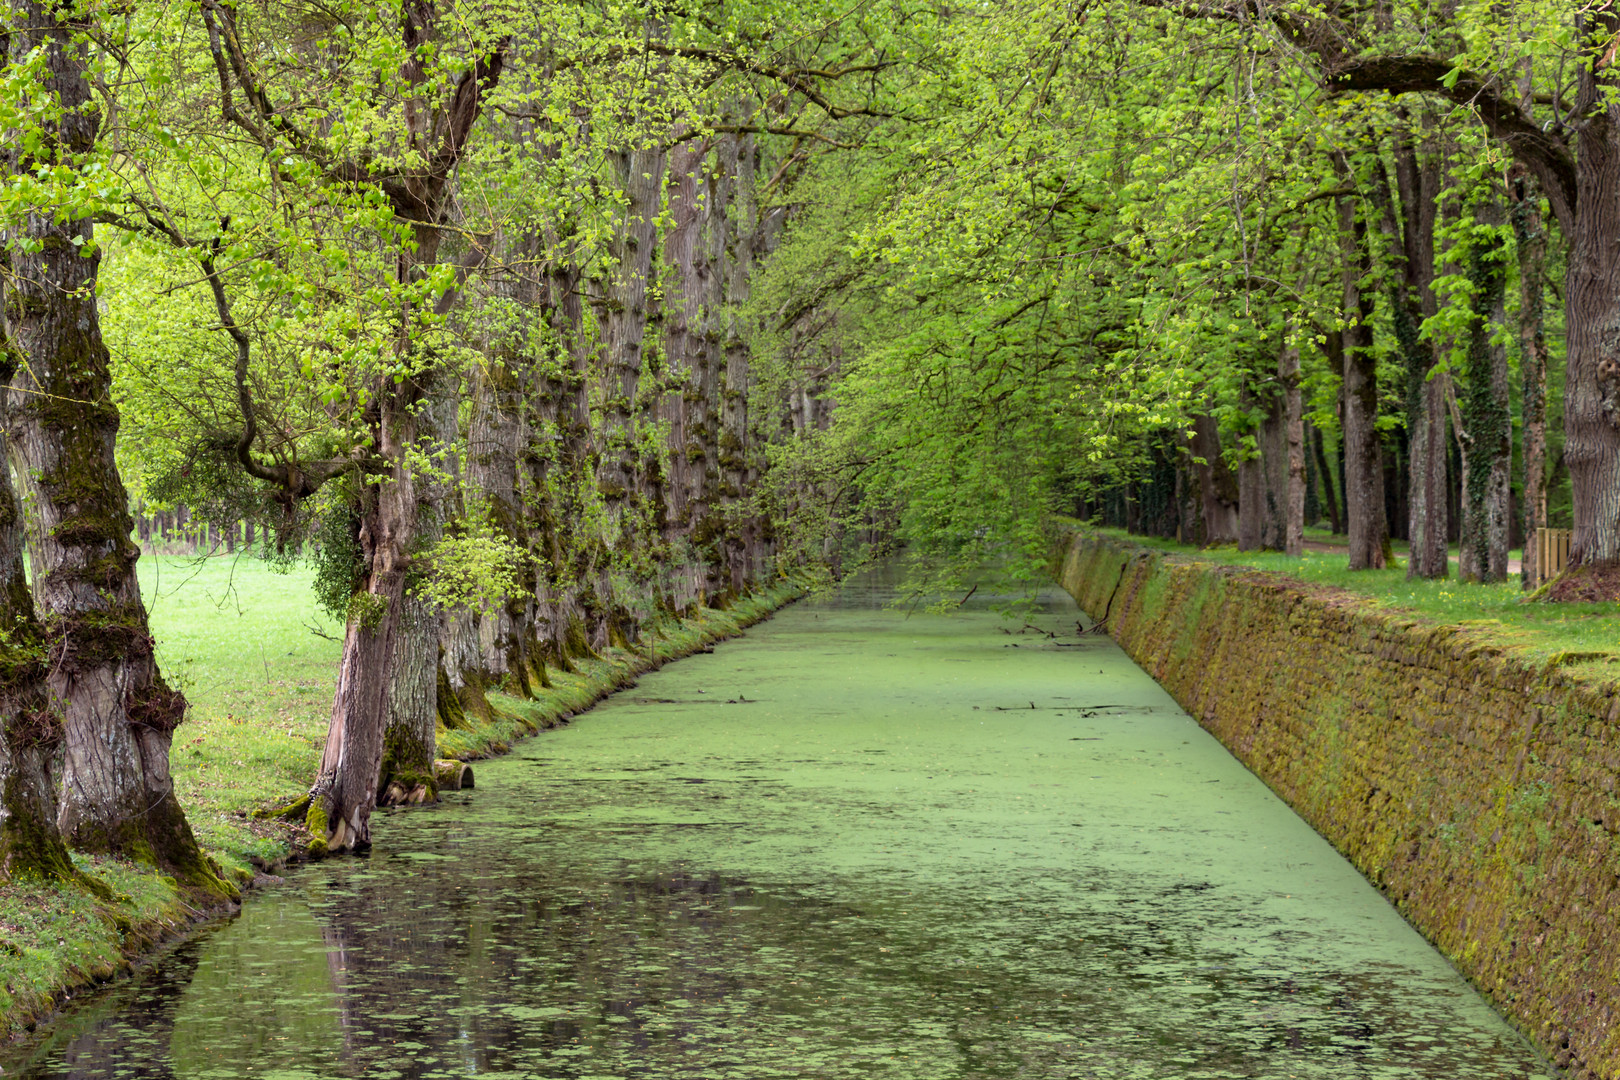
(1090, 526), (1620, 685)
(1, 551), (341, 1038)
(143, 550), (346, 875)
(1, 547), (803, 1038)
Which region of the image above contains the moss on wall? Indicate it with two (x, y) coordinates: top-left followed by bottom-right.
(1052, 529), (1620, 1080)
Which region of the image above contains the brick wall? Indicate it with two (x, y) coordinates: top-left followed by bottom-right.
(1052, 530), (1620, 1078)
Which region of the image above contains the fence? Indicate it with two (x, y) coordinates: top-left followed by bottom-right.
(1535, 527), (1572, 586)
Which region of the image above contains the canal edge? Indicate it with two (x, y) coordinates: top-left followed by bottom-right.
(1051, 527), (1607, 1079)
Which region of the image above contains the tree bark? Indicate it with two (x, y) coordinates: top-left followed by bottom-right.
(592, 143), (666, 642)
(298, 6), (503, 850)
(1379, 130), (1449, 579)
(381, 384), (458, 805)
(311, 405), (416, 853)
(1188, 414), (1240, 544)
(1407, 365), (1452, 579)
(692, 152), (729, 599)
(436, 350), (506, 728)
(1333, 168), (1390, 569)
(1237, 448), (1263, 552)
(660, 140), (721, 611)
(0, 361), (75, 883)
(532, 262), (596, 670)
(312, 210), (450, 852)
(1512, 171), (1548, 588)
(1260, 388), (1289, 550)
(466, 325), (540, 694)
(381, 587), (440, 806)
(1456, 197), (1512, 583)
(1236, 379), (1277, 553)
(2, 0), (227, 896)
(1281, 337), (1305, 557)
(1563, 83), (1620, 567)
(720, 132), (760, 596)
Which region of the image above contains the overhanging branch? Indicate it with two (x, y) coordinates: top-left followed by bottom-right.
(1330, 55), (1577, 233)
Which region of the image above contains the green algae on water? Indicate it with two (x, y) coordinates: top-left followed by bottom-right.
(2, 573), (1553, 1080)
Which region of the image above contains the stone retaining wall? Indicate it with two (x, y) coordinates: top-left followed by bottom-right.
(1052, 530), (1620, 1078)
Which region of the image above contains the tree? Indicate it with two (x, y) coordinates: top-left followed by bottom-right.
(1512, 169), (1550, 588)
(1, 0), (228, 896)
(1332, 30), (1619, 583)
(0, 356), (74, 883)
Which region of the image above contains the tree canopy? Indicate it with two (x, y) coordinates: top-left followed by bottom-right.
(1, 0), (1616, 878)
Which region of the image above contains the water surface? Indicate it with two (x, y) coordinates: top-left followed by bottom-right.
(4, 578), (1550, 1079)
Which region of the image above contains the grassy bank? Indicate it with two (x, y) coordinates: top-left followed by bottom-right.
(1, 552), (803, 1038)
(1089, 526), (1618, 685)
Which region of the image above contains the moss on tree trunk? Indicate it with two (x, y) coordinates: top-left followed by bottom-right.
(2, 0), (228, 901)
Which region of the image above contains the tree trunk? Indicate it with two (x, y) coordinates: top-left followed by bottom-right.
(1407, 368), (1452, 579)
(1309, 422), (1343, 534)
(310, 394), (419, 853)
(661, 140), (721, 612)
(1237, 449), (1263, 552)
(592, 144), (666, 642)
(1334, 173), (1389, 569)
(435, 360), (505, 730)
(532, 262), (596, 671)
(693, 154), (729, 600)
(1379, 131), (1450, 579)
(1236, 380), (1274, 553)
(467, 341), (539, 695)
(300, 6), (505, 845)
(1281, 338), (1305, 557)
(381, 588), (439, 807)
(1457, 198), (1512, 583)
(1258, 389), (1289, 550)
(382, 382), (459, 806)
(720, 132), (760, 596)
(2, 0), (227, 897)
(1565, 48), (1620, 569)
(1513, 171), (1549, 588)
(0, 365), (76, 883)
(1188, 414), (1240, 544)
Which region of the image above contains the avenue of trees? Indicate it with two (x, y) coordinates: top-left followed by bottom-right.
(760, 0), (1620, 599)
(0, 0), (897, 888)
(3, 0), (1619, 891)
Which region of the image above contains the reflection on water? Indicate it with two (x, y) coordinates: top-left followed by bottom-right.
(3, 579), (1552, 1079)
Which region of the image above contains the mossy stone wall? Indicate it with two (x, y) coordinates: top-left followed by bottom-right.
(1053, 530), (1620, 1079)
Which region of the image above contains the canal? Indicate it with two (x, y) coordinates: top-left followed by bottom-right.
(3, 577), (1550, 1079)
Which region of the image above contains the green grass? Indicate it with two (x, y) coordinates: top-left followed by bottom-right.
(144, 549), (805, 866)
(1, 547), (804, 1038)
(145, 551), (345, 875)
(1091, 526), (1620, 684)
(1, 551), (338, 1037)
(0, 854), (189, 1036)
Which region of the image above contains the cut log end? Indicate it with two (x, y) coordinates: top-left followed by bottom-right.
(434, 759), (474, 791)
